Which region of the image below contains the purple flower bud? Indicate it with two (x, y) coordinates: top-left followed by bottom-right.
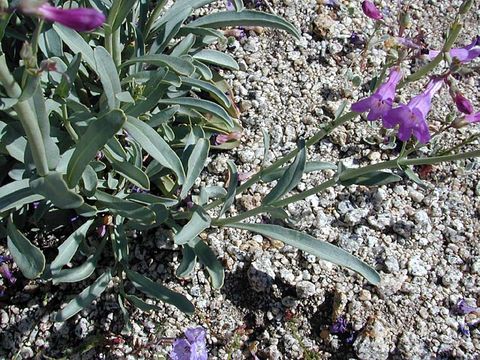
(454, 93), (474, 114)
(215, 132), (242, 145)
(37, 4), (106, 32)
(361, 1), (383, 20)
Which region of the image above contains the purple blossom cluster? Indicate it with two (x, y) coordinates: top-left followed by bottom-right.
(170, 327), (208, 360)
(353, 2), (480, 143)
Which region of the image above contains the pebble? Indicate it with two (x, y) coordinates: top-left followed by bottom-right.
(296, 281), (316, 298)
(248, 257), (276, 292)
(408, 256), (428, 277)
(353, 319), (391, 360)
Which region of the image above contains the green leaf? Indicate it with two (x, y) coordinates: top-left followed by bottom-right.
(124, 117), (185, 185)
(158, 97), (233, 128)
(263, 140), (306, 205)
(94, 47), (122, 110)
(199, 186), (227, 205)
(0, 179), (44, 213)
(81, 165), (98, 197)
(174, 206), (211, 245)
(180, 77), (231, 108)
(125, 269), (194, 313)
(110, 158), (150, 190)
(125, 294), (162, 312)
(177, 26), (225, 40)
(229, 223), (381, 285)
(193, 49), (239, 71)
(193, 239), (224, 289)
(55, 269), (112, 322)
(30, 86), (60, 170)
(50, 219), (95, 274)
(261, 161), (337, 183)
(340, 170), (402, 187)
(403, 166), (429, 189)
(53, 24), (96, 71)
(66, 110), (126, 187)
(127, 192), (178, 207)
(122, 54), (195, 76)
(0, 97), (17, 110)
(219, 160), (237, 217)
(7, 219), (46, 279)
(176, 244), (197, 278)
(55, 53), (82, 98)
(261, 128), (270, 168)
(188, 10), (301, 39)
(52, 236), (107, 284)
(110, 0), (137, 31)
(180, 139), (209, 199)
(30, 172), (84, 209)
(231, 0), (244, 11)
(94, 190), (155, 224)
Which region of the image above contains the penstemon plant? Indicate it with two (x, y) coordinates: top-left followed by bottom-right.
(0, 0), (478, 335)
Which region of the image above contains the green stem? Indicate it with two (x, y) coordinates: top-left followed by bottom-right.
(0, 55), (49, 176)
(204, 111), (357, 211)
(112, 29), (121, 67)
(215, 149), (480, 225)
(61, 104), (79, 142)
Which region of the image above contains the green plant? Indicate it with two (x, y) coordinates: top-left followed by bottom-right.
(0, 0), (299, 323)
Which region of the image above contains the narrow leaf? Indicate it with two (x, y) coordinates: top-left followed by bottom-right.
(94, 47), (122, 110)
(0, 179), (44, 213)
(229, 223), (381, 285)
(55, 270), (112, 321)
(193, 240), (224, 289)
(193, 49), (239, 70)
(125, 269), (194, 313)
(30, 172), (84, 209)
(219, 160), (237, 217)
(174, 206), (211, 245)
(66, 110), (126, 187)
(180, 139), (209, 199)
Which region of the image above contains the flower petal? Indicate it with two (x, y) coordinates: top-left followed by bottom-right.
(351, 96), (373, 113)
(38, 5), (105, 32)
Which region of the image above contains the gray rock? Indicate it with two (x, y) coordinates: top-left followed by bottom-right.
(248, 257), (276, 292)
(296, 281), (316, 298)
(408, 256), (428, 277)
(353, 319), (391, 360)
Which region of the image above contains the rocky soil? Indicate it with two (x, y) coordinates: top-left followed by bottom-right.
(1, 0), (479, 359)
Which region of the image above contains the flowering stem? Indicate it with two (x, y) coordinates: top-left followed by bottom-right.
(0, 55), (49, 176)
(214, 149), (480, 225)
(204, 111), (357, 212)
(400, 21), (462, 87)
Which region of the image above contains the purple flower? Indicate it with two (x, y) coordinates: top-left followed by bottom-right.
(465, 112), (480, 123)
(453, 299), (478, 315)
(361, 1), (383, 20)
(330, 316), (348, 334)
(0, 263), (16, 285)
(351, 67), (403, 121)
(428, 36), (480, 63)
(458, 323), (471, 336)
(454, 93), (474, 114)
(382, 77), (443, 144)
(170, 327), (207, 360)
(37, 4), (106, 32)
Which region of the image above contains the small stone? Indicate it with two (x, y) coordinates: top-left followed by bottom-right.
(442, 269), (462, 287)
(296, 281), (316, 298)
(359, 290), (371, 301)
(408, 256), (428, 277)
(384, 256), (400, 273)
(248, 257), (276, 292)
(353, 319), (391, 360)
(75, 318), (90, 339)
(471, 259), (480, 274)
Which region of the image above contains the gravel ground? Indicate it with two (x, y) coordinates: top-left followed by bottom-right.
(1, 0), (480, 359)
